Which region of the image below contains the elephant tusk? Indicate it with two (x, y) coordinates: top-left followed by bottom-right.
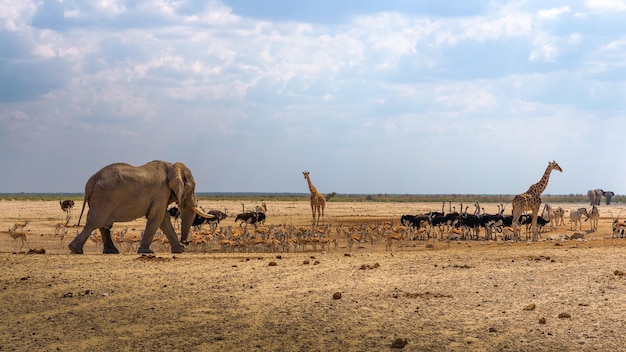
(192, 206), (214, 218)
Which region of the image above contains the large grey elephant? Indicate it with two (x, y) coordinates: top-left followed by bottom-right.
(68, 161), (213, 254)
(587, 189), (604, 206)
(603, 191), (615, 205)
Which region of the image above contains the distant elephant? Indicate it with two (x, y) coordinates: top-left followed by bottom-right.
(68, 161), (213, 254)
(587, 189), (603, 206)
(603, 191), (615, 205)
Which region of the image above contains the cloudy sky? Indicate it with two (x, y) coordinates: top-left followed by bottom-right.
(2, 0), (626, 195)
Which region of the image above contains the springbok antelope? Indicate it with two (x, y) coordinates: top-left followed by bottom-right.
(12, 220), (29, 232)
(8, 228), (29, 252)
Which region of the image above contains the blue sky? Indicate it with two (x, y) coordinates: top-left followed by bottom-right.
(1, 0), (626, 195)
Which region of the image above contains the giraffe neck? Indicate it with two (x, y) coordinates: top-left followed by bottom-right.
(528, 165), (553, 196)
(305, 176), (318, 195)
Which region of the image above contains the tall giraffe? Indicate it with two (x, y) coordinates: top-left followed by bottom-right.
(511, 160), (562, 241)
(303, 171), (325, 226)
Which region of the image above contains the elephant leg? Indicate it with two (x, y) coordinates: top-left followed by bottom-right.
(138, 221), (160, 254)
(138, 203), (173, 254)
(68, 225), (97, 254)
(101, 227), (119, 254)
(159, 215), (185, 254)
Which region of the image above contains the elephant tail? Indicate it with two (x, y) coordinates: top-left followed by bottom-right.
(76, 193), (89, 227)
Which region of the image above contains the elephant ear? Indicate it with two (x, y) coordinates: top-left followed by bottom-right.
(168, 162), (195, 207)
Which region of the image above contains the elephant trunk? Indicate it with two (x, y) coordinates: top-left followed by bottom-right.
(179, 210), (193, 245)
(179, 206), (214, 244)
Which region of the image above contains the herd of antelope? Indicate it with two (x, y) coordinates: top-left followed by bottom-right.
(5, 199), (626, 253)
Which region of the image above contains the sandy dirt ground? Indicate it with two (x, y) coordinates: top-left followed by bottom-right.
(1, 199), (626, 351)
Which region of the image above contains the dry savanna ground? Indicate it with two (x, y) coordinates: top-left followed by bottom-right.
(1, 199), (626, 351)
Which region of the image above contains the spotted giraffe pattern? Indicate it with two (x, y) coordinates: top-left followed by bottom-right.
(303, 171), (325, 226)
(511, 161), (562, 241)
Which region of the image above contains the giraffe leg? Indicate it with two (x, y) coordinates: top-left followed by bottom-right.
(315, 206), (320, 226)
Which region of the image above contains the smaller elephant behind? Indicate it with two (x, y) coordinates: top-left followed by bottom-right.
(587, 189), (604, 206)
(603, 191), (615, 205)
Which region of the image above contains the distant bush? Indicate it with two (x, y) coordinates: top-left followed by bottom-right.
(0, 193), (84, 201)
(1, 193), (621, 204)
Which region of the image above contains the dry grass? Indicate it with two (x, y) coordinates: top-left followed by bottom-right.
(1, 200), (626, 351)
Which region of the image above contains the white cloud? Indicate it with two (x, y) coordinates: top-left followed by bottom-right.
(586, 0), (626, 11)
(568, 33), (582, 45)
(530, 34), (558, 61)
(32, 43), (56, 58)
(434, 14), (533, 46)
(434, 83), (497, 112)
(537, 6), (571, 19)
(97, 0), (127, 15)
(182, 1), (240, 25)
(63, 9), (81, 19)
(0, 0), (37, 31)
(603, 38), (626, 51)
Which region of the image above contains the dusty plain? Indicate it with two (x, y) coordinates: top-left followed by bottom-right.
(1, 199), (626, 351)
